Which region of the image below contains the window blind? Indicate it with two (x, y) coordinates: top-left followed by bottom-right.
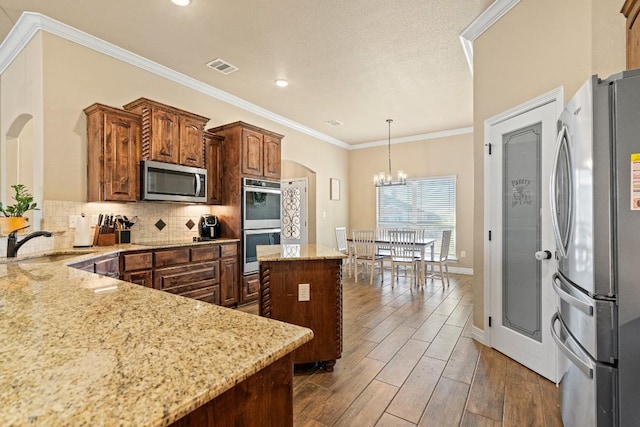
(376, 176), (456, 256)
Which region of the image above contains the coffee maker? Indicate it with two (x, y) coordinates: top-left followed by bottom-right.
(198, 214), (220, 240)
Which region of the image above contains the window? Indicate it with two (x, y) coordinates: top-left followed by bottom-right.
(376, 176), (456, 257)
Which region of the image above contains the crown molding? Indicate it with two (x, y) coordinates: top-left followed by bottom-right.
(351, 126), (473, 150)
(459, 0), (522, 75)
(0, 12), (352, 149)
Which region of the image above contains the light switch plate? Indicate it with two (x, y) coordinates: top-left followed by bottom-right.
(68, 215), (79, 229)
(298, 283), (310, 301)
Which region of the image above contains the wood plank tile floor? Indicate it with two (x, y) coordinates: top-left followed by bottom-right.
(240, 270), (562, 426)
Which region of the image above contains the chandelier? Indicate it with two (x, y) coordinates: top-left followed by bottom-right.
(374, 119), (407, 187)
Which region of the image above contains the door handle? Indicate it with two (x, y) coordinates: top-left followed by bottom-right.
(194, 173), (202, 197)
(534, 250), (552, 261)
(550, 312), (594, 379)
(552, 273), (593, 316)
(549, 125), (573, 258)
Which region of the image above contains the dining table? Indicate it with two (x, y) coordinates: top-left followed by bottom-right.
(347, 235), (436, 286)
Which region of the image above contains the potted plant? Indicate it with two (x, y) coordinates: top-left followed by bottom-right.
(0, 184), (39, 234)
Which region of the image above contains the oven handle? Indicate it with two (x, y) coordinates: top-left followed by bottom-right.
(550, 312), (594, 379)
(244, 187), (281, 195)
(552, 273), (593, 316)
(244, 228), (282, 235)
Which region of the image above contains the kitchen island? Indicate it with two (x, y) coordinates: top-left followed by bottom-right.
(257, 244), (346, 371)
(0, 247), (313, 426)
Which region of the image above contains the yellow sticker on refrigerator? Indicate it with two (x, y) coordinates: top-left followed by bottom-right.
(632, 153), (640, 210)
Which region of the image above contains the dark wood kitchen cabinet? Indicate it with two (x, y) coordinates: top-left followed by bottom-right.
(123, 98), (209, 168)
(623, 0), (640, 69)
(204, 130), (224, 205)
(208, 121), (283, 184)
(84, 103), (141, 202)
(207, 122), (283, 306)
(242, 274), (261, 304)
(219, 243), (239, 307)
(153, 246), (220, 305)
(263, 134), (282, 179)
(120, 251), (153, 287)
(240, 127), (281, 179)
(259, 255), (343, 372)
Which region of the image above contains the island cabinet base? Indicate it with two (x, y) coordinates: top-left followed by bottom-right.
(170, 353), (293, 427)
(259, 259), (343, 370)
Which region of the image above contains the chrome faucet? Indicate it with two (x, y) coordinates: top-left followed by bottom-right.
(6, 225), (53, 258)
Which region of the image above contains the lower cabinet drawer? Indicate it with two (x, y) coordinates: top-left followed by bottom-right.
(122, 270), (153, 288)
(221, 244), (238, 257)
(155, 248), (190, 268)
(180, 285), (220, 305)
(121, 252), (153, 272)
(154, 262), (220, 292)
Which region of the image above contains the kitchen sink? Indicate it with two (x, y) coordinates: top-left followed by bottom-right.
(6, 252), (95, 264)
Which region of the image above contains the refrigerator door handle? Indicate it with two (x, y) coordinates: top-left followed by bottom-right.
(552, 273), (594, 316)
(551, 312), (594, 379)
(549, 125), (573, 258)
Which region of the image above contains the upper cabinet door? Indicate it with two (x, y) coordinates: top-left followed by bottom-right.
(180, 116), (205, 168)
(84, 103), (141, 202)
(123, 98), (209, 167)
(263, 135), (281, 179)
(242, 128), (264, 177)
(105, 114), (140, 201)
(205, 131), (223, 205)
(150, 107), (180, 164)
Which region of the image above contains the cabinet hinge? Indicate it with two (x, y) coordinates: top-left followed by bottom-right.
(489, 316), (492, 327)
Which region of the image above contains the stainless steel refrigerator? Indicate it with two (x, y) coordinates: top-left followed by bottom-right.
(550, 69), (640, 426)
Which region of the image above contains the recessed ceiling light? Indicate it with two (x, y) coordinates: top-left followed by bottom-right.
(275, 79), (289, 88)
(326, 119), (343, 127)
(171, 0), (192, 6)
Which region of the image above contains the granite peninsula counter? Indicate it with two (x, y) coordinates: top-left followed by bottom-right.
(257, 244), (346, 371)
(0, 242), (313, 426)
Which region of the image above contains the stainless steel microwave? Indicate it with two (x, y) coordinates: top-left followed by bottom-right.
(141, 160), (207, 203)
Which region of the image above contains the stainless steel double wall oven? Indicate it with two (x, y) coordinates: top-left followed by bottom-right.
(242, 178), (281, 274)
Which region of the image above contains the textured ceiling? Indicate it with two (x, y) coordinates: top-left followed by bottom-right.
(0, 0), (492, 145)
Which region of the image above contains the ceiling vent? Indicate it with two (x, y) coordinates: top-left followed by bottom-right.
(206, 58), (239, 75)
(326, 120), (343, 127)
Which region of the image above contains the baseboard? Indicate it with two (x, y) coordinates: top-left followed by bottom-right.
(448, 266), (473, 275)
(471, 325), (487, 345)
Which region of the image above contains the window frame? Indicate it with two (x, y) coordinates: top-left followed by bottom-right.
(375, 175), (456, 257)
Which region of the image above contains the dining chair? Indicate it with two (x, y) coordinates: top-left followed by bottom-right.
(424, 230), (452, 289)
(352, 229), (384, 285)
(334, 226), (352, 277)
(375, 227), (394, 257)
(389, 229), (419, 287)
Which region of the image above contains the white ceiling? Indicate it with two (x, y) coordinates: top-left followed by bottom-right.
(0, 0), (493, 145)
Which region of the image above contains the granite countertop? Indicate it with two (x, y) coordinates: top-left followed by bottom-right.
(0, 241), (312, 426)
(256, 244), (347, 261)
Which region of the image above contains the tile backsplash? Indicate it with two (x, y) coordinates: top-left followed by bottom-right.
(0, 200), (213, 257)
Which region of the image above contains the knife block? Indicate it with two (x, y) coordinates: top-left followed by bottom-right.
(116, 229), (131, 244)
(93, 227), (116, 246)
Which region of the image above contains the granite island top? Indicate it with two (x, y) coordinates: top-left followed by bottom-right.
(0, 240), (312, 426)
(256, 244), (347, 262)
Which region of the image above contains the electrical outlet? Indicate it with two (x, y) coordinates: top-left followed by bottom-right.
(68, 215), (79, 229)
(298, 283), (310, 301)
(460, 250), (466, 258)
